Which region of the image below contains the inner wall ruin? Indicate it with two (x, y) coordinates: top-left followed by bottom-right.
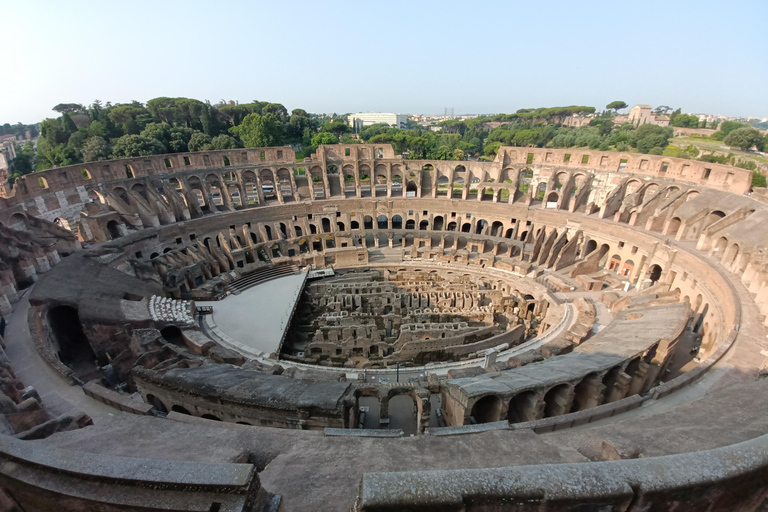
(284, 267), (545, 366)
(1, 143), (768, 511)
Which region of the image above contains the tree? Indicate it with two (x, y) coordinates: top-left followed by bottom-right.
(81, 136), (111, 162)
(724, 127), (764, 151)
(311, 132), (337, 146)
(210, 134), (238, 150)
(598, 119), (614, 136)
(630, 124), (672, 154)
(653, 106), (672, 115)
(111, 134), (167, 158)
(325, 121), (350, 137)
(188, 132), (213, 152)
(231, 113), (284, 147)
(752, 172), (767, 189)
(671, 113), (701, 128)
(606, 101), (627, 112)
(720, 121), (748, 136)
(53, 103), (85, 114)
(483, 141), (502, 156)
(10, 143), (33, 175)
(287, 109), (313, 139)
(261, 103), (289, 123)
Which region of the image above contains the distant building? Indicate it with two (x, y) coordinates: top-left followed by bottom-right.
(348, 113), (408, 131)
(615, 105), (670, 127)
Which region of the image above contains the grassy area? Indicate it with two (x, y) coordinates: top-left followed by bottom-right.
(671, 136), (768, 166)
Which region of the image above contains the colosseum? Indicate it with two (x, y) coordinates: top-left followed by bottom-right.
(0, 143), (767, 511)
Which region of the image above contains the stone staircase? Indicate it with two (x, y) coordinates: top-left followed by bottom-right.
(229, 263), (300, 294)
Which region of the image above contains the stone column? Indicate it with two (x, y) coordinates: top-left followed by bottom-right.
(604, 372), (632, 403)
(546, 386), (575, 417)
(379, 396), (390, 427)
(627, 362), (650, 396)
(572, 375), (606, 410)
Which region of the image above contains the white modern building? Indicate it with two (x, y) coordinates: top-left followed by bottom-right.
(348, 113), (407, 131)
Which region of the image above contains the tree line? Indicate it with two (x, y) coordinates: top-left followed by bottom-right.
(6, 98), (765, 187)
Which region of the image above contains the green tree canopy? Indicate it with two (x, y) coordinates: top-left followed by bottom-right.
(720, 121), (748, 136)
(671, 113), (701, 128)
(53, 103), (85, 114)
(81, 136), (111, 162)
(111, 134), (167, 158)
(188, 132), (213, 152)
(210, 134), (238, 150)
(724, 127), (764, 151)
(311, 132), (337, 146)
(231, 113), (284, 147)
(606, 101), (627, 111)
(630, 124), (673, 154)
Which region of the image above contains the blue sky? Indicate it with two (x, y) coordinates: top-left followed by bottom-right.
(2, 0), (766, 124)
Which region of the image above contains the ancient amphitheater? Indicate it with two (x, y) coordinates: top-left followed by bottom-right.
(1, 143), (768, 511)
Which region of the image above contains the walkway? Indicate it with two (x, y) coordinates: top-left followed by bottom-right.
(2, 289), (116, 423)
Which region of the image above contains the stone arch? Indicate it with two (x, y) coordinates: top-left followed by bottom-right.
(48, 305), (97, 369)
(112, 186), (131, 205)
(546, 191), (559, 205)
(131, 182), (149, 201)
(377, 215), (388, 230)
(160, 326), (184, 346)
(664, 217), (682, 237)
(723, 242), (740, 267)
(609, 254), (622, 272)
(508, 390), (539, 423)
(543, 383), (573, 418)
(490, 221), (504, 237)
(570, 373), (603, 412)
(171, 405), (191, 415)
(277, 168), (294, 200)
(9, 213), (27, 231)
(470, 394), (501, 424)
(392, 215), (403, 229)
(106, 220), (121, 240)
(386, 391), (421, 435)
(625, 179), (643, 196)
(704, 210), (726, 229)
(405, 219), (415, 230)
(259, 169), (277, 199)
(649, 264), (663, 283)
(145, 394), (167, 414)
(433, 215), (444, 231)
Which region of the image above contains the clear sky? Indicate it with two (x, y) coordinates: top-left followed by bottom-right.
(2, 0), (766, 124)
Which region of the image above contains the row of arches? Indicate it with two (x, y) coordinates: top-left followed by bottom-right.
(469, 355), (655, 425)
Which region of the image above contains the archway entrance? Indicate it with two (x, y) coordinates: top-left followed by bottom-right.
(649, 264), (662, 283)
(48, 306), (97, 375)
(470, 395), (501, 424)
(106, 220), (121, 240)
(160, 326), (185, 346)
(389, 395), (417, 435)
